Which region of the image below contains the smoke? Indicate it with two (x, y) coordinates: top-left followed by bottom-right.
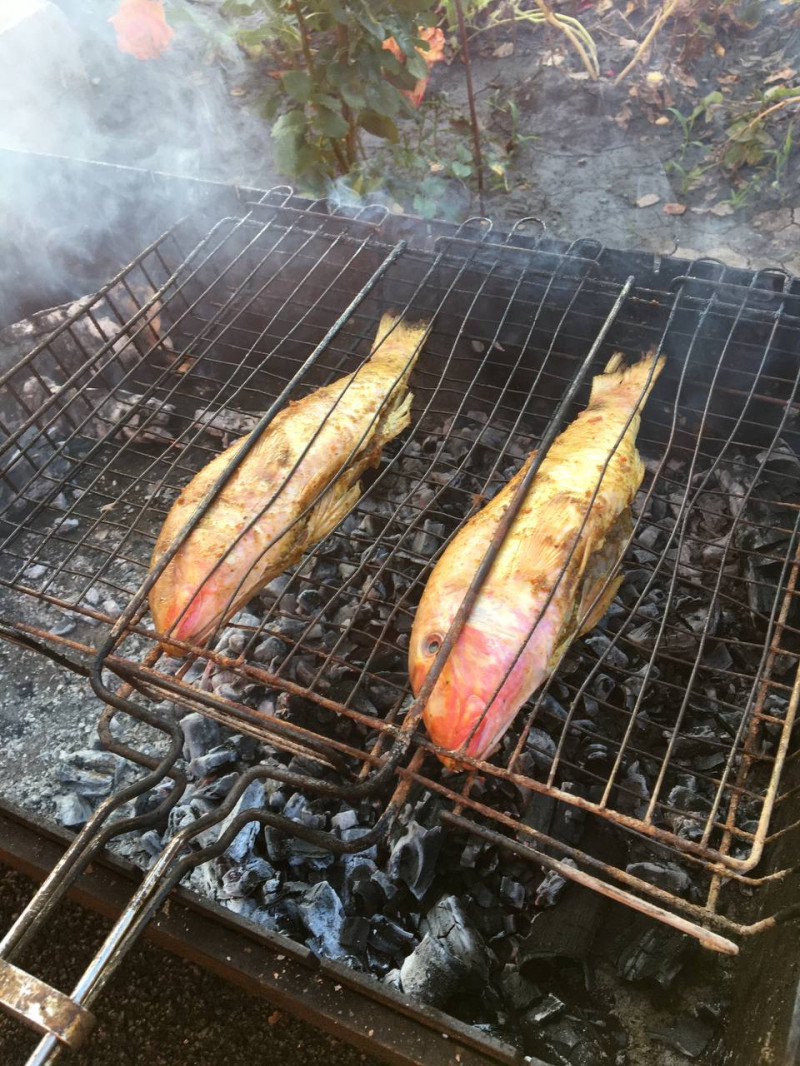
(0, 0), (279, 323)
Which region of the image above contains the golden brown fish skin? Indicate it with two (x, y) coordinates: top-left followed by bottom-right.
(150, 313), (429, 655)
(409, 350), (665, 766)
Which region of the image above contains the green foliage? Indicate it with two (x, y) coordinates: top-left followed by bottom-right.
(222, 0), (438, 193)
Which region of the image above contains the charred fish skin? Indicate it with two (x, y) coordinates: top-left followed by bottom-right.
(409, 349), (665, 767)
(149, 313), (429, 655)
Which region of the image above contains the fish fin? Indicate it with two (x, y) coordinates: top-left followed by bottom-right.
(369, 313), (430, 380)
(380, 389), (414, 443)
(305, 479), (361, 546)
(590, 349), (666, 410)
(577, 570), (624, 637)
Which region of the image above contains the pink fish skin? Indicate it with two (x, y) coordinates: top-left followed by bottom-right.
(409, 349), (665, 767)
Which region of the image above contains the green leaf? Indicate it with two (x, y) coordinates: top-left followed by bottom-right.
(256, 87), (282, 121)
(341, 84), (367, 109)
(451, 160), (472, 178)
(405, 49), (428, 80)
(314, 106), (350, 138)
(311, 92), (343, 111)
(282, 69), (313, 104)
(235, 26), (269, 46)
(358, 109), (399, 140)
(221, 0), (255, 15)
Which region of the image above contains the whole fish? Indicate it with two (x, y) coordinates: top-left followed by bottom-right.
(409, 349), (664, 766)
(150, 313), (429, 654)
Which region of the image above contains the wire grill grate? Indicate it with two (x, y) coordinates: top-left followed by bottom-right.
(1, 189), (800, 956)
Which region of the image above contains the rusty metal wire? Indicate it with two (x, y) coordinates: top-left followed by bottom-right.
(1, 187), (800, 957)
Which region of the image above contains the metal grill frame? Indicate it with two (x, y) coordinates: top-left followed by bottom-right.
(3, 185), (800, 1060)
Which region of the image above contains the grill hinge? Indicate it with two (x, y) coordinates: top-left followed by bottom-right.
(0, 958), (95, 1050)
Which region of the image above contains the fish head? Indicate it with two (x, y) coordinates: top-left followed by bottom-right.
(150, 553), (242, 655)
(410, 592), (553, 766)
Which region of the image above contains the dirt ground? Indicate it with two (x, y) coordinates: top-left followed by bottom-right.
(0, 865), (379, 1066)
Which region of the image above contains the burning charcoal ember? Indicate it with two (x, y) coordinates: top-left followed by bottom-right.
(181, 712), (221, 763)
(222, 780), (266, 862)
(616, 921), (688, 987)
(398, 896), (489, 1008)
(386, 819), (442, 901)
(54, 792), (93, 828)
(535, 861), (577, 908)
(299, 880), (347, 960)
(499, 965), (541, 1011)
(626, 862), (692, 896)
(649, 1014), (712, 1059)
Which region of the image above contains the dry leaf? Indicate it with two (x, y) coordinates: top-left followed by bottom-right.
(645, 71), (664, 86)
(655, 115), (670, 125)
(569, 71), (590, 80)
(614, 102), (633, 129)
(542, 51), (564, 66)
(766, 66), (797, 83)
(493, 41), (514, 57)
(713, 42), (725, 57)
(229, 87), (246, 96)
(672, 68), (698, 89)
(619, 37), (638, 50)
(718, 73), (739, 85)
(709, 201), (734, 217)
(636, 193), (661, 208)
(663, 202), (687, 215)
(625, 0), (635, 13)
(596, 0), (613, 12)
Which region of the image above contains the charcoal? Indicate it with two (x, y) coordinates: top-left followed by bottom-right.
(220, 856), (276, 899)
(460, 841), (484, 868)
(526, 728), (557, 770)
(616, 922), (688, 987)
(535, 861), (576, 908)
(285, 836), (335, 871)
(56, 750), (122, 798)
(299, 881), (346, 960)
(253, 635), (288, 667)
(522, 1013), (610, 1066)
(591, 674), (616, 702)
(584, 635), (628, 672)
(54, 792), (93, 828)
(705, 642), (734, 672)
(649, 1015), (711, 1059)
(331, 809), (359, 834)
(283, 792), (326, 829)
(499, 965), (541, 1011)
(616, 762), (649, 817)
(188, 747), (237, 779)
(398, 896), (488, 1008)
(139, 830), (164, 857)
(340, 915), (371, 952)
(369, 915), (417, 959)
(387, 820), (442, 901)
(223, 780), (266, 862)
(181, 713), (221, 762)
(523, 992), (565, 1025)
(500, 876), (525, 909)
(470, 882), (498, 909)
(626, 862), (691, 896)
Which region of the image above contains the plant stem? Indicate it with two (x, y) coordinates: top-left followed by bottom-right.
(291, 0), (349, 175)
(532, 0), (598, 79)
(614, 0), (678, 85)
(453, 0), (485, 212)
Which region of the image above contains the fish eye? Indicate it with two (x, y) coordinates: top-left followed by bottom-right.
(426, 635), (442, 655)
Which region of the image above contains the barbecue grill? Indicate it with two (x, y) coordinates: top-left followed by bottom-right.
(1, 151), (800, 1065)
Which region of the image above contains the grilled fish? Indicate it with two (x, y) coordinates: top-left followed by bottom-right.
(409, 349), (665, 765)
(150, 313), (429, 654)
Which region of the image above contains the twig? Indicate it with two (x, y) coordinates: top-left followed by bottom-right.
(453, 0), (485, 212)
(731, 94), (800, 143)
(533, 0), (598, 79)
(459, 6), (599, 80)
(614, 0), (678, 85)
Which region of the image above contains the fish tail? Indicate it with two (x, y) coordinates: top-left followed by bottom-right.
(369, 312), (430, 382)
(591, 349), (666, 411)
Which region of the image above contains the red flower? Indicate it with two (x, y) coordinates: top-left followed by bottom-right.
(110, 0), (174, 60)
(383, 26), (445, 109)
